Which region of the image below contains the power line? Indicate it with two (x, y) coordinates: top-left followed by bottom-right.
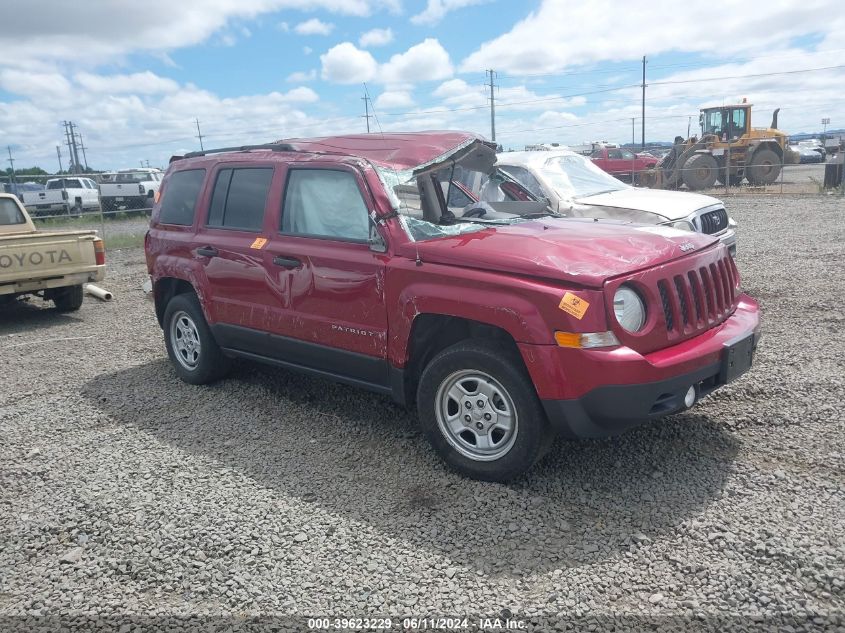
(648, 64), (845, 87)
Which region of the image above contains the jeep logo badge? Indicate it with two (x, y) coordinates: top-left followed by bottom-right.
(679, 242), (695, 252)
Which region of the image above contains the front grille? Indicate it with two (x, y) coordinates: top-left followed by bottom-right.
(699, 207), (728, 234)
(657, 254), (737, 337)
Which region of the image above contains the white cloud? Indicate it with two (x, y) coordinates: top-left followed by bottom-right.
(433, 78), (472, 100)
(75, 71), (179, 94)
(359, 27), (393, 47)
(283, 86), (320, 102)
(380, 38), (453, 83)
(375, 90), (414, 109)
(277, 21), (290, 32)
(294, 18), (335, 36)
(0, 0), (391, 66)
(0, 69), (72, 98)
(286, 69), (317, 82)
(461, 0), (845, 74)
(320, 42), (379, 83)
(411, 0), (488, 25)
(303, 46), (313, 55)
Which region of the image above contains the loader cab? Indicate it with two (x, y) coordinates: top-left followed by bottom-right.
(701, 105), (751, 141)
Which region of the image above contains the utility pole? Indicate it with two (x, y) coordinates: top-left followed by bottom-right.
(487, 69), (497, 143)
(641, 56), (647, 150)
(56, 145), (63, 173)
(361, 94), (372, 133)
(821, 117), (830, 144)
(6, 146), (16, 184)
(63, 121), (75, 173)
(77, 131), (89, 170)
(631, 118), (635, 146)
(195, 118), (205, 151)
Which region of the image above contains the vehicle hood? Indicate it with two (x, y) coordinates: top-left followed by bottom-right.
(576, 188), (723, 221)
(410, 218), (719, 288)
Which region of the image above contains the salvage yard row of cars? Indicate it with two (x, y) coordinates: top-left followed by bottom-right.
(142, 132), (759, 482)
(2, 131), (759, 481)
(4, 168), (163, 216)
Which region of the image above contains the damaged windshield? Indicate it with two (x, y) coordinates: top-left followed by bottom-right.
(540, 154), (628, 199)
(376, 162), (550, 242)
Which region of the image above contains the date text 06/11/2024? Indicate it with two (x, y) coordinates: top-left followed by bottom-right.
(307, 617), (526, 630)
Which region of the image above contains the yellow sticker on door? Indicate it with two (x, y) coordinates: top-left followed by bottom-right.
(559, 292), (589, 319)
(250, 237), (268, 249)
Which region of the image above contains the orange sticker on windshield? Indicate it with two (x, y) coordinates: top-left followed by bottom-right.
(559, 292), (589, 320)
(250, 237), (268, 249)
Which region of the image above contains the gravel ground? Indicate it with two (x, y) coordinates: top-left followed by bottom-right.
(1, 196), (843, 632)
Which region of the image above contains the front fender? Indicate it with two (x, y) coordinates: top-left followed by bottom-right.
(385, 260), (608, 367)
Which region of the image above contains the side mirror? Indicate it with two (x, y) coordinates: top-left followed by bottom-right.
(368, 218), (387, 253)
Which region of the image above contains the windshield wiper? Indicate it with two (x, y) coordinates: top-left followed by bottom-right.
(451, 217), (516, 225)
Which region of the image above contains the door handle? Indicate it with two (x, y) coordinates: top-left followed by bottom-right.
(272, 255), (301, 268)
(196, 246), (218, 257)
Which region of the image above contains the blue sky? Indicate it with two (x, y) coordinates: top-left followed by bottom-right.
(1, 0), (843, 170)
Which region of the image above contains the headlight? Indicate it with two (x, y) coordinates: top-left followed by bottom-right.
(613, 285), (646, 332)
(670, 220), (694, 231)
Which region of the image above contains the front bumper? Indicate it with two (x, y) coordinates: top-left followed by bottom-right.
(715, 227), (737, 257)
(0, 268), (105, 296)
(521, 296), (760, 438)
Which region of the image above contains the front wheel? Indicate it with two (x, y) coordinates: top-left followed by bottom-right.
(417, 340), (550, 482)
(163, 293), (231, 385)
(682, 154), (719, 190)
(746, 148), (781, 185)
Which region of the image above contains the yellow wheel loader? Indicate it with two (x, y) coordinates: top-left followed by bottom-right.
(641, 103), (797, 190)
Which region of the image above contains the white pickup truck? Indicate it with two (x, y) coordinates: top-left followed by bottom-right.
(99, 168), (162, 211)
(21, 177), (101, 217)
(0, 193), (105, 311)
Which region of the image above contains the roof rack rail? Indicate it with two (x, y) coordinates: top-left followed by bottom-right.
(180, 143), (296, 160)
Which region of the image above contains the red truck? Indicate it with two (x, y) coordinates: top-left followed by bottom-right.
(145, 132), (760, 482)
(590, 147), (658, 182)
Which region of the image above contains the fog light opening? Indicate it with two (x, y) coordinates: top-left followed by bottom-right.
(684, 385), (697, 409)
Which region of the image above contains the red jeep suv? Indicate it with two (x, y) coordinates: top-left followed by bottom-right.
(145, 132), (760, 481)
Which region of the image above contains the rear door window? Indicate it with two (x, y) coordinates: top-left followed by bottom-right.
(207, 167), (273, 232)
(159, 169), (206, 226)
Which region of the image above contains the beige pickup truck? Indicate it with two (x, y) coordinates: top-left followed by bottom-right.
(0, 193), (105, 311)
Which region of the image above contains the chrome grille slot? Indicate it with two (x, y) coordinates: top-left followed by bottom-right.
(699, 208), (728, 234)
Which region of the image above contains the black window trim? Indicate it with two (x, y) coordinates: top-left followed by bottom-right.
(204, 165), (274, 233)
(157, 167), (207, 227)
(278, 166), (372, 245)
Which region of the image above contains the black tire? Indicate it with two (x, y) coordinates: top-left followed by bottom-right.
(681, 153), (719, 190)
(416, 339), (550, 482)
(101, 199), (114, 213)
(746, 148), (781, 185)
(716, 173), (743, 187)
(53, 284), (84, 312)
(163, 292), (231, 385)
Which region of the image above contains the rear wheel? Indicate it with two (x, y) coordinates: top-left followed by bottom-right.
(417, 340), (550, 482)
(682, 154), (719, 190)
(163, 292), (231, 385)
(746, 148), (781, 185)
(53, 285), (84, 312)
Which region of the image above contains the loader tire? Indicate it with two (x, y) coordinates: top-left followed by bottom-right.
(682, 154), (719, 190)
(746, 148), (781, 185)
